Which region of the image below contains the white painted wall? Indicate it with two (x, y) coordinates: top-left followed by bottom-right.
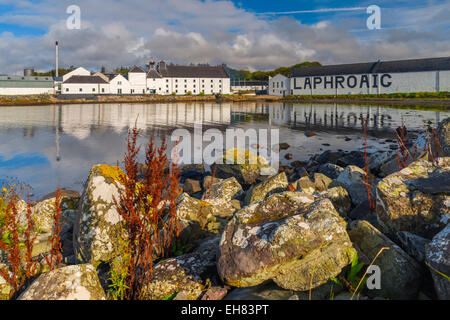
(62, 67), (91, 82)
(269, 74), (290, 96)
(109, 74), (132, 94)
(146, 77), (165, 94)
(0, 87), (54, 95)
(290, 70), (450, 95)
(62, 82), (109, 94)
(128, 72), (147, 94)
(162, 77), (229, 95)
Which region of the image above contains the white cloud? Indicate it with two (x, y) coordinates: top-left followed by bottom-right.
(0, 0), (449, 74)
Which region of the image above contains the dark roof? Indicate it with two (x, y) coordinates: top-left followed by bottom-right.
(129, 66), (145, 73)
(146, 69), (162, 78)
(158, 65), (229, 78)
(291, 57), (450, 77)
(63, 75), (108, 84)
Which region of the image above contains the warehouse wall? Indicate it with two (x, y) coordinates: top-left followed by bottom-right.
(0, 87), (54, 95)
(289, 70), (450, 95)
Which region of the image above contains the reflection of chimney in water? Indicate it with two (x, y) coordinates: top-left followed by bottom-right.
(56, 105), (62, 162)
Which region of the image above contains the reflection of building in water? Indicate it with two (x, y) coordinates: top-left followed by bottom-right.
(269, 103), (444, 131)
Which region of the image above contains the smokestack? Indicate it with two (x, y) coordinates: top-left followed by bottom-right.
(55, 41), (59, 77)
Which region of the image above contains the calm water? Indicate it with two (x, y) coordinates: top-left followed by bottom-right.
(0, 102), (448, 198)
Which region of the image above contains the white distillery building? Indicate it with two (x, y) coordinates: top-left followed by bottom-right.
(268, 74), (290, 96)
(0, 73), (54, 95)
(269, 57), (450, 96)
(61, 61), (231, 95)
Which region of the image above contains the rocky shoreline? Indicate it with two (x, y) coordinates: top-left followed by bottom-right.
(1, 118), (449, 300)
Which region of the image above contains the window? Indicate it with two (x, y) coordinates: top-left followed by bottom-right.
(166, 79), (169, 82)
(79, 88), (82, 92)
(219, 79), (222, 83)
(175, 79), (178, 82)
(184, 79), (187, 82)
(66, 88), (69, 92)
(102, 88), (105, 93)
(184, 85), (187, 88)
(92, 88), (96, 92)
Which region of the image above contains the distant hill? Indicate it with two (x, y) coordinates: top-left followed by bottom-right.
(226, 62), (322, 81)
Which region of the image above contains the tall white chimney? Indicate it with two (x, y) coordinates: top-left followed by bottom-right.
(55, 41), (59, 77)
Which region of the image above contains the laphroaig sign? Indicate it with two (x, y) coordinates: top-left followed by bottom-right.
(293, 74), (392, 90)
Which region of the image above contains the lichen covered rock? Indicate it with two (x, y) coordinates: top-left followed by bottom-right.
(202, 177), (243, 218)
(19, 264), (106, 300)
(319, 186), (352, 218)
(292, 173), (332, 195)
(73, 164), (125, 266)
(212, 148), (277, 188)
(217, 198), (356, 291)
(176, 193), (219, 232)
(318, 163), (344, 180)
(376, 158), (450, 239)
(425, 224), (450, 300)
(144, 237), (219, 300)
(244, 172), (288, 205)
(348, 220), (422, 300)
(438, 117), (450, 157)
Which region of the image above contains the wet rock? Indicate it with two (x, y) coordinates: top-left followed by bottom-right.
(202, 177), (243, 218)
(317, 151), (344, 165)
(277, 143), (290, 151)
(319, 186), (352, 218)
(284, 153), (293, 160)
(73, 164), (125, 266)
(376, 158), (450, 239)
(336, 151), (365, 168)
(217, 198), (356, 291)
(183, 178), (202, 195)
(212, 148), (277, 188)
(348, 220), (422, 300)
(425, 224), (450, 300)
(244, 173), (288, 205)
(180, 164), (205, 180)
(19, 264), (106, 300)
(318, 163), (344, 180)
(334, 165), (370, 206)
(396, 231), (431, 263)
(144, 237), (220, 300)
(348, 201), (379, 227)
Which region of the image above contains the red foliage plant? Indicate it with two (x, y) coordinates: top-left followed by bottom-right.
(362, 115), (375, 212)
(0, 182), (38, 299)
(44, 187), (63, 271)
(395, 122), (418, 170)
(113, 126), (181, 300)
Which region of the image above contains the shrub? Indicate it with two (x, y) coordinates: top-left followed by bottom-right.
(186, 91), (192, 96)
(110, 127), (181, 300)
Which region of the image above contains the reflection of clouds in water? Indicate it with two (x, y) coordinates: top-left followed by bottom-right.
(0, 102), (448, 198)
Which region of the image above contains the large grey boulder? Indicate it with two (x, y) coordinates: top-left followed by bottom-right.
(176, 193), (219, 233)
(73, 164), (125, 266)
(244, 172), (288, 205)
(376, 158), (450, 239)
(425, 224), (450, 300)
(19, 264), (106, 300)
(348, 220), (423, 300)
(217, 196), (356, 291)
(318, 163), (344, 180)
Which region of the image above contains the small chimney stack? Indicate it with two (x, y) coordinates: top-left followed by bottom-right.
(55, 41), (59, 77)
